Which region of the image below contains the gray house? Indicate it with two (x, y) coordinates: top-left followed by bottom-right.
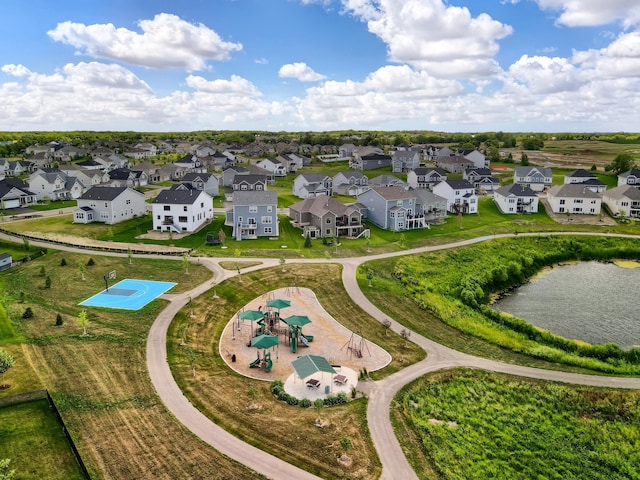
(226, 191), (279, 240)
(392, 150), (421, 173)
(292, 173), (332, 199)
(357, 186), (426, 231)
(180, 172), (220, 197)
(407, 168), (447, 190)
(0, 253), (11, 271)
(73, 186), (146, 225)
(514, 166), (553, 192)
(289, 196), (365, 239)
(332, 171), (369, 196)
(413, 189), (448, 224)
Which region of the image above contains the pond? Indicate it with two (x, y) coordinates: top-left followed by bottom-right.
(492, 261), (640, 349)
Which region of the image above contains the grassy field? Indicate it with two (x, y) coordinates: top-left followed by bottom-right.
(392, 369), (640, 480)
(0, 398), (86, 480)
(168, 263), (425, 479)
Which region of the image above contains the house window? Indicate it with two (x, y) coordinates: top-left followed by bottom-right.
(183, 206), (188, 211)
(267, 206), (273, 212)
(178, 216), (188, 223)
(164, 205), (170, 211)
(241, 184), (248, 190)
(249, 206), (258, 213)
(559, 207), (565, 213)
(264, 227), (272, 234)
(574, 199), (583, 204)
(508, 199), (515, 203)
(100, 211), (109, 219)
(261, 216), (272, 224)
(126, 199), (131, 205)
(248, 218), (256, 225)
(559, 199), (565, 205)
(200, 202), (204, 208)
(326, 218), (331, 223)
(104, 202), (108, 207)
(397, 222), (404, 229)
(326, 228), (332, 235)
(256, 185), (263, 190)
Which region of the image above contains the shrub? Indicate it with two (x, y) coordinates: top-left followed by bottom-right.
(87, 258), (95, 266)
(299, 398), (312, 408)
(55, 313), (63, 326)
(22, 307), (33, 319)
(60, 258), (67, 266)
(44, 276), (51, 289)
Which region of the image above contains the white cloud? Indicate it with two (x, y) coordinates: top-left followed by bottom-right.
(533, 0), (640, 27)
(278, 63), (327, 82)
(186, 74), (262, 96)
(47, 13), (242, 71)
(1, 64), (31, 77)
(341, 0), (512, 77)
(508, 55), (585, 94)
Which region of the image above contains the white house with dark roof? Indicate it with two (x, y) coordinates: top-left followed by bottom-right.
(432, 180), (478, 214)
(547, 184), (602, 215)
(457, 149), (488, 169)
(407, 167), (447, 190)
(0, 252), (11, 271)
(0, 178), (37, 209)
(292, 173), (332, 199)
(29, 171), (86, 201)
(602, 185), (640, 218)
(564, 169), (606, 193)
(493, 184), (539, 214)
(514, 166), (553, 192)
(256, 158), (287, 176)
(413, 189), (448, 224)
(617, 169), (640, 187)
(463, 168), (500, 192)
(74, 186), (146, 225)
(226, 190), (279, 240)
(151, 188), (213, 233)
(357, 186), (426, 230)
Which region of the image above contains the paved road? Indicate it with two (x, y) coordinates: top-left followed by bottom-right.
(3, 227), (640, 479)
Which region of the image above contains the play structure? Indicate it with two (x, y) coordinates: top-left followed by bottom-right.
(341, 332), (371, 359)
(248, 351), (273, 372)
(287, 325), (314, 353)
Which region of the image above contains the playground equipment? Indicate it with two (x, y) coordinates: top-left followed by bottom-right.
(341, 332), (371, 359)
(298, 334), (310, 348)
(249, 355), (261, 368)
(264, 352), (273, 373)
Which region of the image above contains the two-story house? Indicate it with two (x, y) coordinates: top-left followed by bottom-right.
(392, 150), (421, 173)
(463, 167), (500, 193)
(332, 171), (369, 196)
(180, 172), (220, 197)
(493, 184), (539, 214)
(513, 166), (553, 192)
(151, 188), (213, 233)
(433, 155), (475, 174)
(107, 168), (148, 188)
(564, 169), (606, 193)
(232, 174), (268, 192)
(256, 158), (287, 176)
(357, 186), (426, 231)
(617, 169), (640, 187)
(292, 173), (332, 199)
(407, 167), (447, 190)
(457, 149), (488, 169)
(547, 184), (602, 215)
(74, 186), (146, 224)
(413, 189), (448, 225)
(602, 185), (640, 218)
(289, 195), (365, 239)
(351, 153), (393, 171)
(432, 180), (478, 214)
(0, 178), (37, 209)
(226, 191), (279, 240)
(29, 171), (86, 201)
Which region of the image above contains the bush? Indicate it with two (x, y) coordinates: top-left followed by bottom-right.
(87, 258), (95, 266)
(55, 313), (63, 326)
(44, 276), (51, 289)
(299, 398), (312, 408)
(60, 258), (67, 266)
(22, 307), (34, 319)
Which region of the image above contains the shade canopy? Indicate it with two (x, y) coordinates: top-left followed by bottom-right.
(250, 334), (279, 349)
(282, 315), (312, 328)
(239, 310), (265, 321)
(291, 354), (336, 379)
(267, 298), (291, 310)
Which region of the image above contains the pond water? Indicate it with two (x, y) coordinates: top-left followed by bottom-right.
(492, 261), (640, 349)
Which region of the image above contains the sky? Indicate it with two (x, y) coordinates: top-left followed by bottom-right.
(1, 0), (640, 133)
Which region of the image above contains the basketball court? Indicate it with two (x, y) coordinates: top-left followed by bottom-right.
(79, 277), (176, 310)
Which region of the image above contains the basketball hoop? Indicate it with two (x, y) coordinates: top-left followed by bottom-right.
(108, 270), (116, 280)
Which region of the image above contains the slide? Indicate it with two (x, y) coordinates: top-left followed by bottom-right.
(291, 335), (297, 353)
(249, 357), (261, 368)
(298, 335), (310, 348)
(302, 333), (314, 342)
(264, 353), (273, 373)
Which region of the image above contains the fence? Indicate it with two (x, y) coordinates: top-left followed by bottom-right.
(0, 389), (92, 479)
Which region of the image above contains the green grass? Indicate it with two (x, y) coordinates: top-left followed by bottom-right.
(0, 399), (86, 480)
(393, 369), (640, 480)
(28, 200), (77, 211)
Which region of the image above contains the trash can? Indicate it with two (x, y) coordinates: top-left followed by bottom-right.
(231, 354), (236, 363)
(324, 385), (330, 395)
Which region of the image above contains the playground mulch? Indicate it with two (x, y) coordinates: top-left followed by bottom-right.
(219, 287), (392, 384)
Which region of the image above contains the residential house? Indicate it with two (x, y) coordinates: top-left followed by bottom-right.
(369, 174), (407, 189)
(180, 172), (220, 197)
(332, 171), (369, 196)
(0, 159), (9, 176)
(222, 166), (249, 187)
(7, 160), (36, 176)
(426, 145), (454, 161)
(392, 150), (420, 173)
(76, 159), (105, 170)
(513, 166), (553, 192)
(350, 152), (392, 171)
(174, 154), (205, 173)
(457, 149), (488, 169)
(564, 169), (606, 193)
(226, 191), (279, 240)
(134, 142), (158, 157)
(151, 188), (213, 233)
(107, 168), (148, 188)
(132, 161), (160, 183)
(463, 168), (500, 193)
(338, 144), (356, 158)
(546, 184), (602, 215)
(357, 186), (426, 231)
(617, 169), (640, 187)
(292, 173), (332, 199)
(123, 147), (153, 160)
(289, 196), (364, 239)
(413, 189), (448, 224)
(73, 186), (146, 224)
(432, 180), (478, 214)
(602, 185), (640, 218)
(278, 153), (304, 173)
(28, 171), (86, 201)
(0, 178), (37, 209)
(433, 155), (474, 174)
(407, 167), (447, 190)
(204, 151), (234, 171)
(193, 143), (217, 158)
(493, 184), (539, 214)
(52, 145), (86, 162)
(75, 169), (111, 188)
(0, 253), (11, 271)
(157, 164), (189, 182)
(232, 174), (268, 192)
(256, 158), (287, 176)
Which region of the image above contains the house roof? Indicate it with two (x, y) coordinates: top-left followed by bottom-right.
(412, 167), (446, 176)
(369, 186), (415, 200)
(234, 174), (267, 185)
(78, 186), (131, 201)
(566, 169), (596, 178)
(603, 185), (640, 201)
(290, 195), (358, 218)
(297, 173), (330, 183)
(467, 168), (492, 176)
(442, 179), (474, 189)
(618, 169), (640, 178)
(437, 156), (473, 165)
(547, 184), (602, 198)
(231, 190), (277, 205)
(108, 168), (134, 180)
(369, 174), (406, 187)
(152, 188), (209, 205)
(182, 172), (215, 182)
(514, 166), (553, 178)
(495, 183), (538, 197)
(334, 170), (366, 180)
(0, 253), (12, 260)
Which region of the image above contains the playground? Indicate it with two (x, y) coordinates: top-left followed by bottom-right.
(219, 287), (391, 399)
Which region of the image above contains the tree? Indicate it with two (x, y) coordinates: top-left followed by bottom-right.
(55, 313), (63, 326)
(22, 307), (33, 319)
(606, 154), (636, 175)
(60, 258), (67, 266)
(44, 275), (51, 289)
(366, 268), (374, 287)
(77, 310), (89, 336)
(486, 145), (500, 163)
(382, 319), (392, 336)
(87, 258), (95, 266)
(0, 349), (15, 388)
(520, 152), (529, 166)
(0, 458), (15, 480)
(182, 252), (190, 275)
(22, 238), (29, 251)
(218, 228), (226, 246)
(39, 265), (46, 277)
(279, 255), (286, 272)
(340, 437), (353, 455)
(304, 233), (312, 248)
(234, 249), (243, 282)
(127, 247), (133, 265)
(400, 328), (411, 348)
(78, 261), (85, 281)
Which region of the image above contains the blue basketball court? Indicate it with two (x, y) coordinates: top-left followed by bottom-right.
(79, 279), (177, 310)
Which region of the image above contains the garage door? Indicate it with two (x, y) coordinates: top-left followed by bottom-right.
(2, 199), (20, 209)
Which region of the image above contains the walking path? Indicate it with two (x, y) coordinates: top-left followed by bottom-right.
(3, 227), (640, 479)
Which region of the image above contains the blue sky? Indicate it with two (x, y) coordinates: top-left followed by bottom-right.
(1, 0), (640, 132)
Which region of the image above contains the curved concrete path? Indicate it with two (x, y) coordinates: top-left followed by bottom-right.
(3, 227), (640, 479)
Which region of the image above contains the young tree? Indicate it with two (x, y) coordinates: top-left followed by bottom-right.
(77, 310), (89, 336)
(22, 238), (29, 251)
(400, 328), (411, 348)
(22, 307), (33, 319)
(127, 247), (133, 265)
(279, 255), (286, 272)
(340, 437), (353, 455)
(218, 228), (226, 246)
(39, 265), (46, 277)
(382, 319), (392, 336)
(44, 276), (51, 289)
(304, 233), (312, 248)
(182, 252), (190, 275)
(60, 258), (67, 266)
(55, 313), (63, 326)
(366, 268), (374, 287)
(0, 458), (15, 480)
(234, 249), (243, 282)
(0, 349), (15, 389)
(77, 261), (85, 281)
(520, 152), (529, 166)
(87, 258), (95, 266)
